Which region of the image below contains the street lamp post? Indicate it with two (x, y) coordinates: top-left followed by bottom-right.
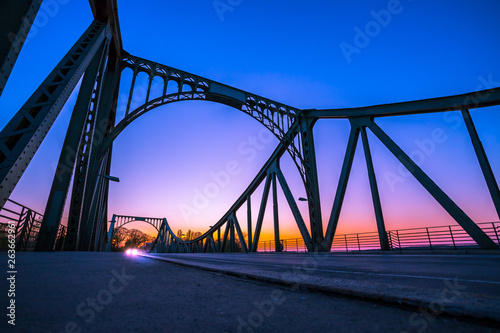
(100, 174), (120, 182)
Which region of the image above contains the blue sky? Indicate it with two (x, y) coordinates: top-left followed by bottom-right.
(1, 0), (499, 238)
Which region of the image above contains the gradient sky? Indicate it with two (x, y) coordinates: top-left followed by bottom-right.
(1, 0), (499, 240)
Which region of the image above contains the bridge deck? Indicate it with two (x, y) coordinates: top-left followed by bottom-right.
(143, 253), (500, 322)
(6, 252), (500, 332)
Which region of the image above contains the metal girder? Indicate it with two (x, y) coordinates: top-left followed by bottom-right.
(93, 150), (114, 251)
(231, 214), (248, 253)
(217, 227), (221, 252)
(0, 0), (43, 97)
(230, 219), (236, 252)
(35, 42), (108, 251)
(220, 221), (230, 252)
(251, 174), (272, 252)
(118, 54), (298, 139)
(209, 235), (217, 253)
(63, 41), (111, 250)
(104, 214), (116, 252)
(368, 120), (498, 250)
(81, 157), (108, 251)
(110, 215), (162, 233)
(461, 108), (500, 219)
(247, 195), (252, 251)
(88, 0), (122, 56)
(360, 127), (389, 251)
(275, 168), (313, 251)
(77, 48), (121, 251)
(298, 117), (325, 251)
(0, 21), (109, 210)
(305, 87), (500, 118)
(271, 172), (282, 252)
(63, 42), (120, 251)
(202, 235), (209, 252)
(325, 124), (360, 249)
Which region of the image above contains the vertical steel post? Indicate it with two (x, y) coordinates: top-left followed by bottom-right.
(145, 74), (152, 104)
(272, 172), (281, 252)
(298, 117), (325, 251)
(218, 227), (221, 252)
(104, 215), (116, 252)
(230, 219), (236, 252)
(247, 195), (252, 252)
(125, 68), (137, 116)
(449, 226), (456, 249)
(426, 228), (433, 249)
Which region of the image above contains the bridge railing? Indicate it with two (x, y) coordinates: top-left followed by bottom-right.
(0, 200), (66, 251)
(257, 221), (500, 252)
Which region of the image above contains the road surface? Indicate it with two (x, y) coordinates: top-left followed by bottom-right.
(2, 252), (498, 332)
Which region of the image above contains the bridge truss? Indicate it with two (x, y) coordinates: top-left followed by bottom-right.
(0, 0), (499, 252)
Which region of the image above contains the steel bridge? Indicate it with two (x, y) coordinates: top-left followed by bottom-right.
(1, 0), (500, 253)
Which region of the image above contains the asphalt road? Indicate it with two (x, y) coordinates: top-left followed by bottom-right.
(143, 253), (500, 323)
(3, 252), (498, 332)
(143, 253), (500, 296)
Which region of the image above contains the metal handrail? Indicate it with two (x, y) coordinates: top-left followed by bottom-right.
(257, 221), (500, 252)
(0, 199), (66, 251)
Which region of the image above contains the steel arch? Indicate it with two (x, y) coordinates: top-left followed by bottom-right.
(111, 53), (308, 182)
(105, 214), (163, 251)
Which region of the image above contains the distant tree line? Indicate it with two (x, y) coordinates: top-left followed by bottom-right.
(111, 227), (155, 251)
